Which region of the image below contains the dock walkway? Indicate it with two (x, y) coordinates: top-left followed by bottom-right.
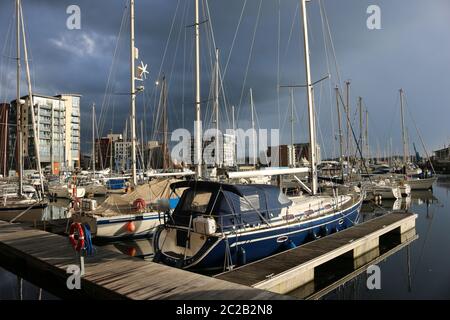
(0, 221), (290, 300)
(215, 212), (417, 294)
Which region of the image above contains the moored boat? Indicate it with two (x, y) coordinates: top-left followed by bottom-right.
(153, 180), (363, 271)
(70, 178), (180, 240)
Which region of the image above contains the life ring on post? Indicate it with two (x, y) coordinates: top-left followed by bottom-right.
(133, 198), (146, 212)
(69, 222), (85, 252)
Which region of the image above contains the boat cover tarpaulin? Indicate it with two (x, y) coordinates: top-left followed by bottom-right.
(91, 178), (180, 217)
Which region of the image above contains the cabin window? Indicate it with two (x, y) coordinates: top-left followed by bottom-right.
(182, 190), (212, 214)
(240, 194), (260, 212)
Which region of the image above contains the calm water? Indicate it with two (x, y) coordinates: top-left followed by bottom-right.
(1, 179), (450, 300)
(323, 177), (450, 300)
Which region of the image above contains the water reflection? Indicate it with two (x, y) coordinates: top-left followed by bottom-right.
(1, 180), (449, 299)
(99, 238), (154, 259)
(320, 181), (450, 300)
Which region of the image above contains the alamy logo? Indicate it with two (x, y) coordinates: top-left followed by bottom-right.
(367, 5), (381, 30)
(170, 122), (280, 166)
(66, 264), (81, 290)
(366, 264), (381, 290)
(66, 5), (81, 30)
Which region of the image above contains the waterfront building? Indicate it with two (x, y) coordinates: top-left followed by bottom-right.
(8, 93), (81, 174)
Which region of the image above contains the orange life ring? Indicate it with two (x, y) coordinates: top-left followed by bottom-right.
(133, 198), (146, 211)
(69, 222), (85, 252)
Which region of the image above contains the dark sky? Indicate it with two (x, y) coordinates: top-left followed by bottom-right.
(1, 0), (449, 159)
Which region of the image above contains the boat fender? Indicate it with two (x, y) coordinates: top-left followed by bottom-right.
(126, 221), (136, 233)
(69, 222), (85, 252)
(82, 223), (94, 256)
(322, 225), (330, 236)
(312, 229), (321, 240)
(237, 247), (247, 266)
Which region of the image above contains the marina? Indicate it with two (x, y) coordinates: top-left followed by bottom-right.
(0, 0), (449, 304)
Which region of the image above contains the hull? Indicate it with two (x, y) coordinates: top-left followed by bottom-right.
(405, 177), (437, 190)
(72, 211), (163, 240)
(49, 186), (86, 199)
(0, 202), (48, 222)
(399, 184), (411, 197)
(366, 186), (401, 200)
(154, 198), (362, 271)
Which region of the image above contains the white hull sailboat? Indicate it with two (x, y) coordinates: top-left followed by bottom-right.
(70, 178), (179, 239)
(403, 176), (437, 190)
(48, 183), (86, 199)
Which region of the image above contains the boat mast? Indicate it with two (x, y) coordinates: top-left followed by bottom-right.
(92, 103), (96, 177)
(2, 107), (8, 177)
(130, 0), (137, 185)
(16, 0), (23, 196)
(194, 0), (202, 178)
(345, 80), (351, 166)
(250, 88), (257, 166)
(162, 76), (168, 170)
(20, 2), (44, 195)
(365, 109), (369, 163)
(141, 119), (144, 170)
(289, 88), (295, 167)
(300, 0), (318, 195)
(359, 97), (363, 161)
(400, 88), (408, 167)
(50, 103), (54, 174)
(123, 119), (128, 171)
(231, 105), (236, 167)
(335, 86), (344, 179)
(109, 129), (113, 174)
(214, 48), (220, 167)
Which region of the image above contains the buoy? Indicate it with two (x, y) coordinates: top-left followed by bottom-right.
(126, 221), (136, 233)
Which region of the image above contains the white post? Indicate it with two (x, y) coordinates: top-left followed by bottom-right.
(195, 0), (202, 178)
(300, 0), (318, 195)
(130, 0), (137, 185)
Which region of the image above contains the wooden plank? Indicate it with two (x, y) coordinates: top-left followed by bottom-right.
(0, 221), (292, 300)
(215, 212), (416, 288)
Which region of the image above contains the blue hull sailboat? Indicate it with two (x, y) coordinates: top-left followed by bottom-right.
(153, 181), (363, 271)
(153, 0), (365, 271)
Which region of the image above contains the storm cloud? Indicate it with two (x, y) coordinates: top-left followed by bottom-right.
(1, 0), (449, 159)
